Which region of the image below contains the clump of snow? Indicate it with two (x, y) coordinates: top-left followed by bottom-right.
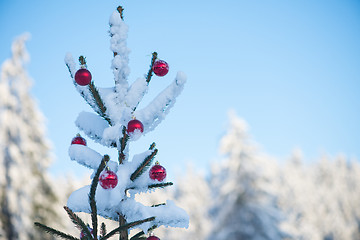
(64, 53), (76, 78)
(135, 71), (187, 134)
(125, 77), (148, 110)
(76, 111), (110, 144)
(68, 144), (118, 171)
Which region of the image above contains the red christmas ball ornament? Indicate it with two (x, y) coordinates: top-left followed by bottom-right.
(71, 134), (87, 146)
(152, 59), (169, 77)
(99, 170), (118, 189)
(149, 162), (166, 182)
(80, 227), (93, 239)
(127, 119), (144, 135)
(75, 68), (92, 86)
(147, 236), (160, 240)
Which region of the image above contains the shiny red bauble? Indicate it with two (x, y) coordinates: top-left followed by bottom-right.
(71, 134), (87, 146)
(147, 236), (160, 240)
(149, 163), (166, 182)
(99, 170), (118, 189)
(127, 119), (144, 135)
(75, 68), (92, 86)
(152, 60), (169, 77)
(80, 227), (93, 239)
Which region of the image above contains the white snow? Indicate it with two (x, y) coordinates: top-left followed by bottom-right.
(68, 144), (118, 171)
(75, 111), (110, 144)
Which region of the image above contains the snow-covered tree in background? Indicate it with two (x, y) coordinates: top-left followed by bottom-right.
(278, 150), (360, 240)
(35, 6), (188, 240)
(0, 34), (59, 240)
(169, 165), (211, 240)
(209, 112), (288, 240)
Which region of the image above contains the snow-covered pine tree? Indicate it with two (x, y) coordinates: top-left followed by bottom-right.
(35, 6), (189, 240)
(278, 151), (360, 240)
(209, 112), (288, 240)
(0, 34), (58, 240)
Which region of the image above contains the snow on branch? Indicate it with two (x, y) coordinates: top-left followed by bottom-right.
(65, 54), (104, 115)
(124, 77), (148, 111)
(135, 71), (186, 134)
(68, 144), (118, 171)
(75, 111), (115, 146)
(110, 9), (130, 92)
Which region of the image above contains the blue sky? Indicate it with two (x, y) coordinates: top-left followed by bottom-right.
(1, 0), (359, 179)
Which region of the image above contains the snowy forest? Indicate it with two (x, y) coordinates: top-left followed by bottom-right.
(0, 34), (359, 240)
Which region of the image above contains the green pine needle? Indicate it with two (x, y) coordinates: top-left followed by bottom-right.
(63, 206), (91, 238)
(100, 222), (107, 237)
(34, 222), (79, 240)
(148, 182), (173, 189)
(100, 217), (155, 240)
(89, 155), (109, 238)
(130, 149), (158, 181)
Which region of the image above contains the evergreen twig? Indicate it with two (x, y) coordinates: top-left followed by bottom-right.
(100, 217), (155, 240)
(34, 222), (80, 240)
(113, 6), (124, 57)
(89, 155), (109, 239)
(119, 214), (128, 240)
(148, 182), (173, 189)
(130, 231), (145, 240)
(88, 82), (111, 125)
(131, 52), (158, 112)
(63, 206), (92, 239)
(118, 126), (129, 164)
(100, 223), (107, 237)
(130, 149), (158, 181)
(79, 56), (87, 67)
(117, 6), (124, 20)
(77, 56), (111, 125)
(146, 52), (158, 84)
(149, 142), (156, 150)
(151, 203), (166, 207)
(130, 225), (158, 240)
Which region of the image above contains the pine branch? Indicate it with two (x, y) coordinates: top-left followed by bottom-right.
(151, 203), (166, 207)
(74, 56), (111, 126)
(118, 126), (129, 164)
(130, 149), (158, 181)
(148, 182), (173, 189)
(146, 52), (157, 84)
(149, 142), (156, 150)
(63, 206), (92, 239)
(89, 155), (109, 239)
(34, 222), (80, 240)
(100, 223), (107, 237)
(130, 231), (145, 240)
(117, 6), (124, 20)
(88, 81), (111, 125)
(100, 217), (155, 240)
(119, 214), (128, 240)
(79, 56), (87, 67)
(131, 52), (158, 112)
(78, 56), (109, 124)
(113, 6), (125, 57)
(130, 225), (158, 240)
